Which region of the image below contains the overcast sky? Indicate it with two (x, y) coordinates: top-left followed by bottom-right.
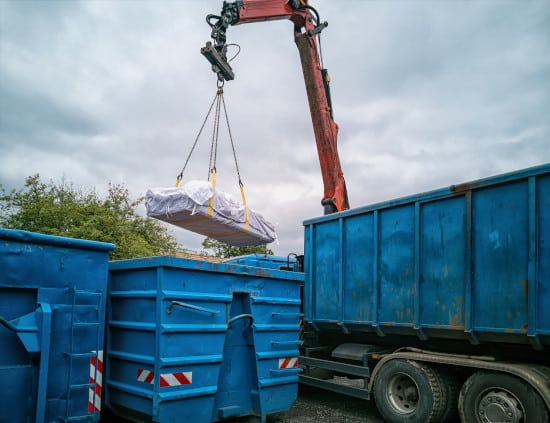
(1, 0), (549, 255)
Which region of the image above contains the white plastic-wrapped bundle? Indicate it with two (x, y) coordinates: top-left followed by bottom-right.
(145, 181), (276, 246)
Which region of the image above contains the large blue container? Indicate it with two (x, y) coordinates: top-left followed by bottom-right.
(105, 256), (303, 423)
(303, 163), (550, 351)
(0, 229), (114, 423)
(223, 254), (300, 271)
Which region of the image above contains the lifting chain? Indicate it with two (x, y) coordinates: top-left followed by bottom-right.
(175, 80), (243, 190)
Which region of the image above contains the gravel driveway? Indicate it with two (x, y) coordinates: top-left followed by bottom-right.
(230, 385), (385, 423)
(103, 385), (386, 423)
(269, 385), (384, 422)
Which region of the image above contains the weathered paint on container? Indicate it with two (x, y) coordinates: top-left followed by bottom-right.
(224, 254), (300, 271)
(105, 256), (303, 423)
(303, 163), (550, 350)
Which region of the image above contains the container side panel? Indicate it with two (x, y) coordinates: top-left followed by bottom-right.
(420, 197), (466, 328)
(107, 357), (155, 417)
(107, 257), (301, 422)
(0, 288), (37, 365)
(537, 174), (550, 333)
(109, 328), (156, 357)
(472, 181), (529, 332)
(1, 242), (109, 291)
(312, 220), (340, 320)
(342, 213), (375, 323)
(378, 205), (415, 325)
(0, 231), (109, 423)
(108, 269), (157, 292)
(0, 366), (35, 422)
(304, 226), (312, 321)
(110, 297), (157, 323)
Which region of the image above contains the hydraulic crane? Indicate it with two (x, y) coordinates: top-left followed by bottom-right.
(201, 0), (350, 214)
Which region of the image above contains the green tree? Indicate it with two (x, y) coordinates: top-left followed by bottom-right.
(0, 174), (177, 260)
(201, 237), (273, 258)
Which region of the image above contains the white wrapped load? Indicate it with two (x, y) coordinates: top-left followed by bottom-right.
(145, 180), (276, 246)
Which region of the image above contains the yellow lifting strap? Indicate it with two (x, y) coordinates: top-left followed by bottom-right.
(239, 182), (249, 231)
(207, 168), (217, 217)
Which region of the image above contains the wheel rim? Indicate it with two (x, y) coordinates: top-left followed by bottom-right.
(476, 388), (525, 423)
(385, 371), (420, 415)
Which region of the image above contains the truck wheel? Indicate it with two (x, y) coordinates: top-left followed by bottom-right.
(458, 371), (549, 423)
(373, 359), (447, 423)
(438, 369), (460, 423)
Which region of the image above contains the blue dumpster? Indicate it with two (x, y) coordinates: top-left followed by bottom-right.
(0, 229), (115, 423)
(105, 256), (303, 423)
(223, 254), (301, 272)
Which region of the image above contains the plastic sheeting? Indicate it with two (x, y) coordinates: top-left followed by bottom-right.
(145, 181), (276, 246)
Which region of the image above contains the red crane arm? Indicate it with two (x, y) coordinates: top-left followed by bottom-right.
(202, 0), (349, 214)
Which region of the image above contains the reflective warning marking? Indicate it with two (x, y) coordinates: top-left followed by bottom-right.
(88, 350), (103, 413)
(160, 372), (192, 386)
(137, 369), (192, 386)
(137, 369), (155, 383)
(278, 357), (299, 369)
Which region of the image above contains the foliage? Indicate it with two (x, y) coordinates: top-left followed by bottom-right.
(201, 237), (273, 258)
(0, 174), (177, 260)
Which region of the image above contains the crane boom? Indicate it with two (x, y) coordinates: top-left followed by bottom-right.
(202, 0), (349, 214)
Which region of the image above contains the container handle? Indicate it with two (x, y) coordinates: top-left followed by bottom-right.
(166, 301), (219, 315)
(227, 313), (253, 326)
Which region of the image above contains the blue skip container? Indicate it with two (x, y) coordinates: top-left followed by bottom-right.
(105, 256), (303, 423)
(0, 229), (115, 423)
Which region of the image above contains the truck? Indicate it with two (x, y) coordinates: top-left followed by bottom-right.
(299, 163), (550, 423)
(2, 2), (548, 422)
(202, 1), (550, 422)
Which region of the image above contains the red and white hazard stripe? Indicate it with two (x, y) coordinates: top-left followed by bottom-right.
(159, 371), (192, 387)
(278, 357), (299, 369)
(88, 350), (103, 413)
(137, 368), (155, 384)
(137, 369), (192, 387)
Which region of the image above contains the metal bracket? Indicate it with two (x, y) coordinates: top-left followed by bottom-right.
(166, 301), (219, 315)
(201, 41), (235, 81)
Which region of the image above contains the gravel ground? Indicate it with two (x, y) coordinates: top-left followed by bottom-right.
(267, 385), (385, 423)
(103, 385), (385, 423)
(229, 385), (385, 423)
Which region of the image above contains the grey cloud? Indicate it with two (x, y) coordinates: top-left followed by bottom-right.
(1, 0), (549, 255)
(0, 71), (100, 142)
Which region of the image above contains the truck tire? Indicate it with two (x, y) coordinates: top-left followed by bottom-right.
(438, 369), (460, 423)
(458, 371), (549, 423)
(373, 359), (447, 423)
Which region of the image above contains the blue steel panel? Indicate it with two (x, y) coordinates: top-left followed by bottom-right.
(537, 174), (550, 333)
(106, 257), (302, 423)
(312, 220), (341, 321)
(420, 197), (466, 328)
(0, 287), (37, 365)
(304, 163), (550, 347)
(472, 181), (529, 332)
(342, 213), (375, 323)
(224, 254), (298, 271)
(304, 225), (313, 322)
(378, 205), (415, 325)
(0, 230), (113, 423)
